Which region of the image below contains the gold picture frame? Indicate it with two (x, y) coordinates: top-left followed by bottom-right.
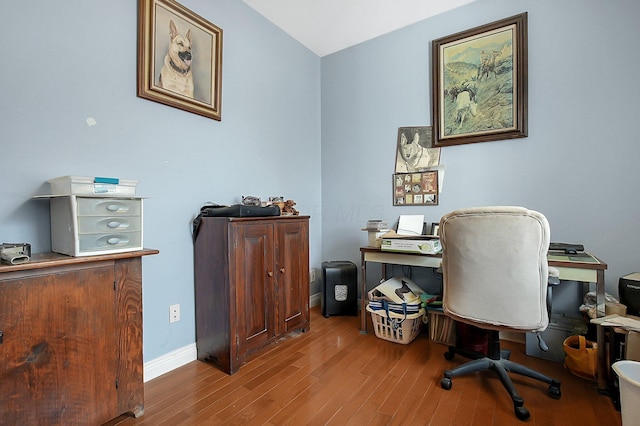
(393, 171), (439, 206)
(137, 0), (223, 120)
(432, 13), (527, 146)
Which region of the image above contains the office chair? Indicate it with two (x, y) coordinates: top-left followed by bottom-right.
(438, 206), (561, 421)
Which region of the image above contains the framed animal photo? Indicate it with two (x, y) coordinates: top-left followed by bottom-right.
(393, 171), (439, 206)
(394, 126), (441, 173)
(137, 0), (223, 120)
(432, 13), (527, 146)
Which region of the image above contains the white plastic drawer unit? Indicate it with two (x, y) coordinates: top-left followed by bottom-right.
(50, 196), (143, 256)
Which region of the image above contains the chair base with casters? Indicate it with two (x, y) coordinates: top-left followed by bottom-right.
(440, 329), (561, 421)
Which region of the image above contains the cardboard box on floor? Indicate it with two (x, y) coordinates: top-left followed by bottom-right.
(627, 331), (640, 361)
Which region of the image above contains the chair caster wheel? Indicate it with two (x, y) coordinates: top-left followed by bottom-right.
(515, 406), (530, 421)
(444, 350), (455, 360)
(548, 384), (561, 399)
(440, 377), (452, 390)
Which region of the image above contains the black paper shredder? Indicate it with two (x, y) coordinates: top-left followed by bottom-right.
(321, 261), (357, 317)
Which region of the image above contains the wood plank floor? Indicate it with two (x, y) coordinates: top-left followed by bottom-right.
(107, 307), (621, 425)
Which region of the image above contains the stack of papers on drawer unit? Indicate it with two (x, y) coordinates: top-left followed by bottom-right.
(362, 220), (391, 248)
(365, 220), (390, 231)
(48, 176), (138, 196)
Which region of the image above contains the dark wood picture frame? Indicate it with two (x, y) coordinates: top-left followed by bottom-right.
(393, 171), (439, 206)
(432, 13), (527, 147)
(137, 0), (223, 121)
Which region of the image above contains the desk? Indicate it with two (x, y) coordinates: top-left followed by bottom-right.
(359, 247), (609, 391)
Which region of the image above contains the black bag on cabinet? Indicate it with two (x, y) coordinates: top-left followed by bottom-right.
(192, 204), (281, 241)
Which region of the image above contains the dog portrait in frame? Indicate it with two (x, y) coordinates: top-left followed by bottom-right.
(394, 126), (441, 173)
(138, 0), (223, 120)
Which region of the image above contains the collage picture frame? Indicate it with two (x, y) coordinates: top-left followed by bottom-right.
(393, 171), (439, 206)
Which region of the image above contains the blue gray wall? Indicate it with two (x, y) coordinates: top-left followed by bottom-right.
(322, 0), (640, 296)
(1, 0), (638, 369)
(0, 0), (321, 363)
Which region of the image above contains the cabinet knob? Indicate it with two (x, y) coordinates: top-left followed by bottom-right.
(267, 271), (273, 277)
(280, 268), (285, 273)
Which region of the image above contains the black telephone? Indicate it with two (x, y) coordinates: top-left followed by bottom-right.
(549, 242), (584, 254)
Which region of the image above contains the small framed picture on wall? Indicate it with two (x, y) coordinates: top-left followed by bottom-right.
(393, 171), (439, 206)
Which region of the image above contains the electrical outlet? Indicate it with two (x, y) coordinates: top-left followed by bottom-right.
(310, 268), (316, 282)
(169, 304), (180, 323)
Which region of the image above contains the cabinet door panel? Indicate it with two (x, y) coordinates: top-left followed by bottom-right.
(0, 265), (118, 425)
(276, 220), (310, 333)
(233, 223), (276, 356)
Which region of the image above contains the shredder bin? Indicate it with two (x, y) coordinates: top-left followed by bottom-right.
(321, 261), (357, 317)
(612, 360), (640, 425)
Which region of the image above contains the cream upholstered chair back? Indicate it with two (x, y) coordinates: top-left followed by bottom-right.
(439, 206), (551, 333)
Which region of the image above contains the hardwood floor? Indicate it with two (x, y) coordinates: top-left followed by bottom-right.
(107, 307), (621, 425)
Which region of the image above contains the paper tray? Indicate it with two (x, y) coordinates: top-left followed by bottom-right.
(48, 175), (138, 196)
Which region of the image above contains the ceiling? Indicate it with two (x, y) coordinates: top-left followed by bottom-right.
(243, 0), (477, 57)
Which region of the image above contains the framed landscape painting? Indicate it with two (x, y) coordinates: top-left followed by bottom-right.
(432, 13), (528, 146)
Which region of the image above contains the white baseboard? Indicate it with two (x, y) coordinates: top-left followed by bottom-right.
(310, 292), (320, 307)
(144, 343), (197, 382)
(144, 296), (321, 382)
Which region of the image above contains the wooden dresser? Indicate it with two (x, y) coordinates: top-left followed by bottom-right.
(0, 249), (158, 425)
(194, 216), (310, 374)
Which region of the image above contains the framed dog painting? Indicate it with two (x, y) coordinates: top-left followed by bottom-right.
(137, 0), (223, 121)
(432, 13), (527, 146)
(394, 126), (440, 173)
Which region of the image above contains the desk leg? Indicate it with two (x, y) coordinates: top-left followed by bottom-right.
(595, 269), (609, 394)
(360, 251), (367, 334)
(360, 259), (390, 334)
